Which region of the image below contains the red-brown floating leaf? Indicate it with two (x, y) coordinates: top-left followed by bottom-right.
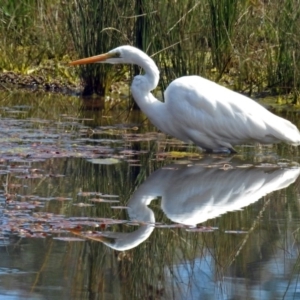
(30, 168), (41, 173)
(47, 174), (65, 178)
(100, 224), (107, 230)
(3, 183), (23, 188)
(67, 225), (83, 233)
(67, 230), (106, 243)
(219, 164), (233, 170)
(53, 197), (73, 201)
(15, 174), (44, 179)
(77, 192), (98, 197)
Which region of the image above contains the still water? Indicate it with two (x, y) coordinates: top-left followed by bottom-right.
(0, 91), (300, 299)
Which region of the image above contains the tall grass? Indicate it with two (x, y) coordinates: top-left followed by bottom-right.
(207, 0), (241, 78)
(1, 0), (300, 102)
(270, 1), (300, 103)
(0, 0), (68, 73)
(130, 1), (208, 95)
(64, 0), (132, 96)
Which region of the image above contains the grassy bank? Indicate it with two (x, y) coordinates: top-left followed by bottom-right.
(1, 0), (300, 103)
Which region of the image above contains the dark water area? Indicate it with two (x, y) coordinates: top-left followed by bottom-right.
(0, 91), (300, 299)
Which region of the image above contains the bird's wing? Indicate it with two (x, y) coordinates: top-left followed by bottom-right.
(164, 76), (299, 149)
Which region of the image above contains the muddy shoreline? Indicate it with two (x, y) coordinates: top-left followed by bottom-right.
(0, 71), (81, 95)
(0, 70), (293, 106)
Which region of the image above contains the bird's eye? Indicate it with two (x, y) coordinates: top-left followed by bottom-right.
(111, 51), (121, 58)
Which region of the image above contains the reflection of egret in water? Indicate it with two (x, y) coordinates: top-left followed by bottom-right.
(97, 162), (300, 251)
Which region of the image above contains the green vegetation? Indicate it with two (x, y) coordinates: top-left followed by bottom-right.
(1, 0), (300, 103)
(65, 0), (131, 96)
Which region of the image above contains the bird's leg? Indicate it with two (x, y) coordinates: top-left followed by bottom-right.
(228, 147), (237, 154)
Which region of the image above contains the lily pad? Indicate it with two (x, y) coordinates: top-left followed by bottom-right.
(87, 158), (121, 165)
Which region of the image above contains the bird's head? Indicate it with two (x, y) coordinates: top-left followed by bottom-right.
(69, 45), (141, 66)
(69, 45), (159, 90)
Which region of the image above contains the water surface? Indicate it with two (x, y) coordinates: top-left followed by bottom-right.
(0, 91), (300, 299)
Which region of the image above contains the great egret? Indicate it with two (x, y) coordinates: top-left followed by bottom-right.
(70, 45), (300, 153)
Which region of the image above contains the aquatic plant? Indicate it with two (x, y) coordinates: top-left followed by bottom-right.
(268, 0), (300, 103)
(1, 0), (300, 102)
(64, 0), (131, 96)
(0, 0), (68, 73)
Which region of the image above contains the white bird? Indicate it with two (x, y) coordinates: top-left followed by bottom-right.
(70, 45), (300, 153)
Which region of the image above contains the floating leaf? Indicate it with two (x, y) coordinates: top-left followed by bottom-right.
(186, 227), (218, 232)
(225, 230), (248, 234)
(100, 194), (119, 198)
(53, 197), (73, 201)
(53, 237), (85, 242)
(73, 203), (94, 207)
(87, 158), (120, 165)
(110, 206), (129, 210)
(155, 224), (188, 228)
(77, 192), (98, 197)
(90, 198), (119, 203)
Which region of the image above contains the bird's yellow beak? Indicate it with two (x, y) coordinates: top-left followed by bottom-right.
(69, 52), (113, 66)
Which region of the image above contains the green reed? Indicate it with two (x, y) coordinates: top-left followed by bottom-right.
(0, 0), (68, 73)
(1, 0), (300, 102)
(269, 0), (300, 103)
(64, 0), (133, 96)
(131, 0), (208, 96)
(207, 0), (240, 78)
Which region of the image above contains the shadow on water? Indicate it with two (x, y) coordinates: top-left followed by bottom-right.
(0, 91), (300, 299)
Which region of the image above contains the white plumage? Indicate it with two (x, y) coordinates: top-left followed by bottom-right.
(70, 45), (300, 153)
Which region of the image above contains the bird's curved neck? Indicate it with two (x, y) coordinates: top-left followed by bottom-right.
(134, 51), (159, 91)
(130, 51), (168, 131)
